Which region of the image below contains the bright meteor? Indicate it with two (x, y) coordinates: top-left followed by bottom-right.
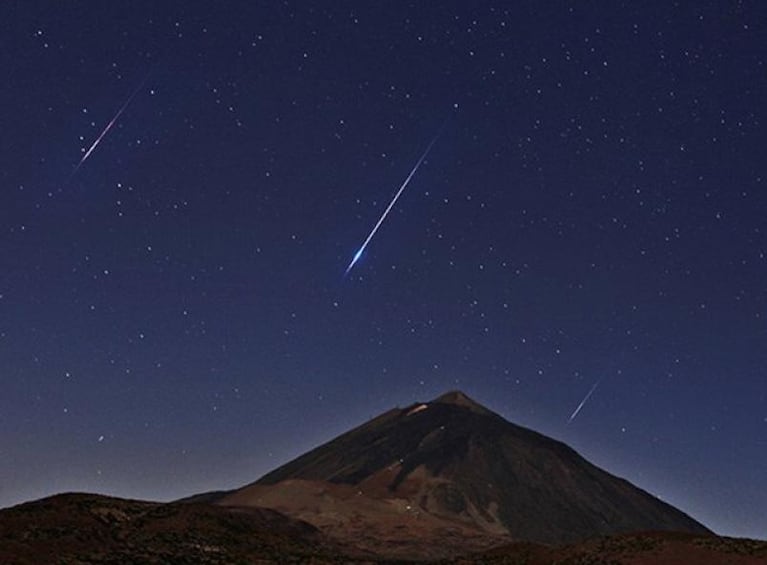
(71, 70), (151, 176)
(344, 129), (443, 276)
(568, 380), (601, 424)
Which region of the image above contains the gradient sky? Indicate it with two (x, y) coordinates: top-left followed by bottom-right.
(2, 1), (765, 540)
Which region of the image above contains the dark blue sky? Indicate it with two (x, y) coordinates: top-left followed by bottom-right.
(2, 1), (765, 539)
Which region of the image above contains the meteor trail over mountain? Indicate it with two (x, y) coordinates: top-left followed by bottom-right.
(71, 69), (151, 177)
(344, 128), (443, 276)
(568, 380), (601, 423)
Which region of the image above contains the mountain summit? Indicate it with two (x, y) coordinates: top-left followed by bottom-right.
(432, 389), (493, 414)
(217, 391), (709, 557)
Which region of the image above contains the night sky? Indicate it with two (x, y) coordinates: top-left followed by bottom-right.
(2, 1), (765, 540)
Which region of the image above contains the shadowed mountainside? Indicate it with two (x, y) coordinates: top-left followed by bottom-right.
(215, 391), (709, 558)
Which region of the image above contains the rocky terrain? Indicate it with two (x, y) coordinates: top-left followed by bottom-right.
(0, 493), (349, 564)
(1, 494), (765, 564)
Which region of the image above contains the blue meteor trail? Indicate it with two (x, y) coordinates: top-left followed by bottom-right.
(568, 380), (601, 424)
(345, 130), (442, 276)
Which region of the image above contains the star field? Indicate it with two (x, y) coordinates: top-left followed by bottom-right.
(1, 1), (765, 539)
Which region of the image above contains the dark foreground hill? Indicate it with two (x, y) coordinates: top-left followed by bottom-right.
(215, 391), (710, 558)
(445, 532), (767, 564)
(0, 492), (349, 564)
(1, 493), (765, 564)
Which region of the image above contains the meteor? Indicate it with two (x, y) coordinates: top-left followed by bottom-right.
(71, 70), (151, 176)
(568, 380), (601, 424)
(344, 129), (442, 276)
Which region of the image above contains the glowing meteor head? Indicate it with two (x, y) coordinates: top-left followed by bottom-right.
(344, 248), (364, 276)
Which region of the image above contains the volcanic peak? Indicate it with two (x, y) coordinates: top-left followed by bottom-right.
(223, 389), (710, 548)
(430, 390), (493, 415)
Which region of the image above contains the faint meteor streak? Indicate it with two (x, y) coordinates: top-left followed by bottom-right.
(71, 71), (151, 176)
(568, 380), (601, 424)
(344, 129), (443, 276)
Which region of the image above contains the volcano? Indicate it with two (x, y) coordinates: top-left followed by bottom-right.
(3, 390), (758, 563)
(214, 391), (710, 558)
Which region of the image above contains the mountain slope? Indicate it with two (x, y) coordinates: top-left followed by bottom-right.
(220, 391), (710, 550)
